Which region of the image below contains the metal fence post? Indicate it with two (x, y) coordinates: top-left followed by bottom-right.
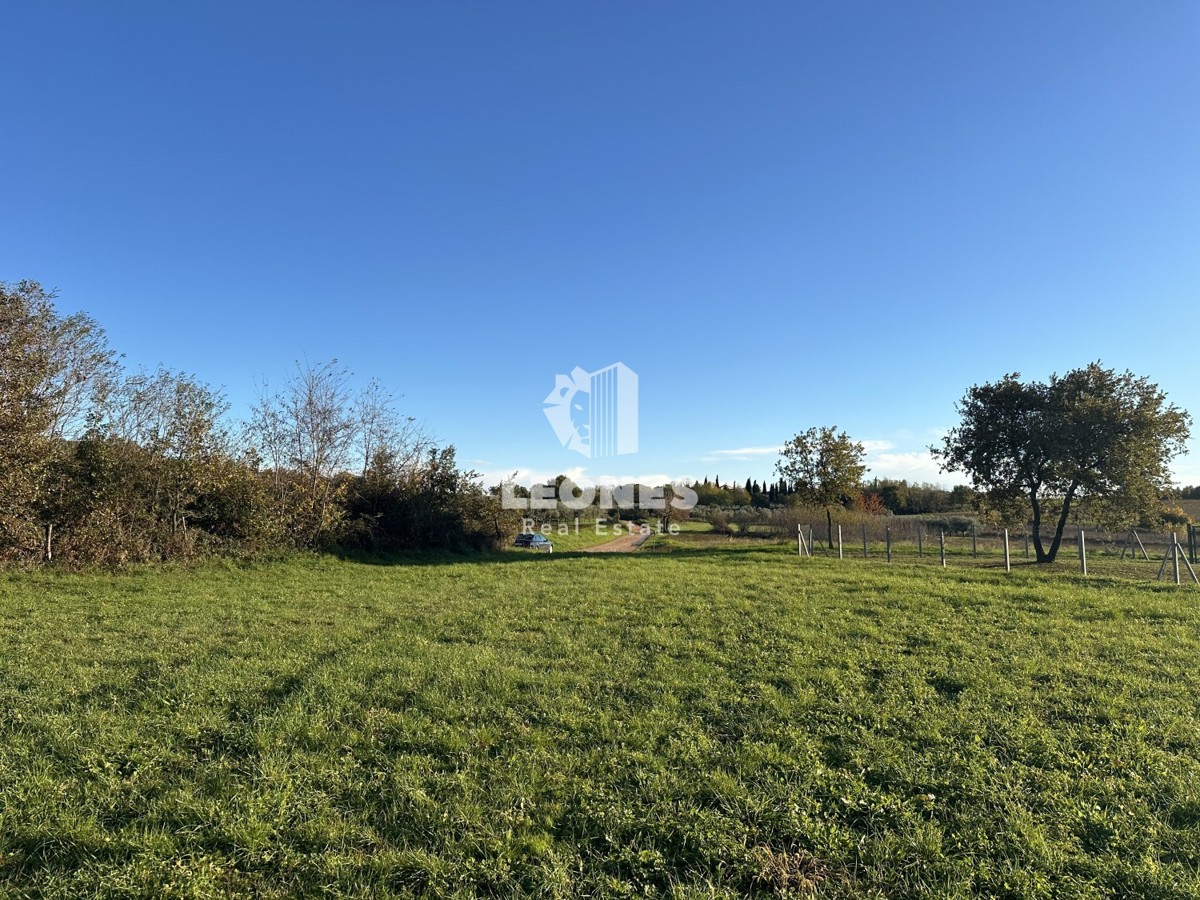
(886, 526), (892, 563)
(837, 525), (843, 560)
(1078, 529), (1087, 576)
(940, 530), (946, 568)
(1003, 528), (1010, 573)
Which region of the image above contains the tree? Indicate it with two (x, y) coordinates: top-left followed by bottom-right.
(250, 360), (358, 546)
(776, 427), (868, 548)
(934, 363), (1191, 563)
(0, 281), (117, 561)
(354, 378), (429, 478)
(655, 482), (693, 530)
(102, 368), (233, 549)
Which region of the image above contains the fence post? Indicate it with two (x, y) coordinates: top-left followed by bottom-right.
(862, 525), (868, 558)
(809, 526), (815, 558)
(1190, 524), (1197, 565)
(886, 526), (892, 563)
(1003, 528), (1010, 573)
(1177, 532), (1200, 584)
(837, 525), (843, 560)
(1024, 531), (1029, 559)
(1159, 536), (1173, 581)
(1174, 532), (1181, 585)
(971, 523), (977, 558)
(939, 530), (946, 568)
(1078, 529), (1087, 576)
(917, 527), (923, 558)
(797, 524), (805, 557)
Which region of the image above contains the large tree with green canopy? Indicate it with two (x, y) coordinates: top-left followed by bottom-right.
(934, 363), (1191, 563)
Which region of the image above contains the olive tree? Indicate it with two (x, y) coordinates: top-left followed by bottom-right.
(934, 363), (1191, 563)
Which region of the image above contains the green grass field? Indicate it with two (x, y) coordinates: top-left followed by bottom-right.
(2, 549), (1199, 898)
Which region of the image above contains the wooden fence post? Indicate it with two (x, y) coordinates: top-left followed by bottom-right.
(971, 523), (977, 558)
(837, 525), (843, 560)
(886, 526), (892, 563)
(1078, 529), (1087, 576)
(862, 525), (868, 558)
(939, 530), (946, 568)
(917, 527), (923, 558)
(1003, 528), (1010, 573)
(1156, 533), (1199, 584)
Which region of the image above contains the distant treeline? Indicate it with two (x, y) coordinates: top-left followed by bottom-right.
(689, 475), (1197, 520)
(690, 475), (975, 515)
(1, 281), (522, 567)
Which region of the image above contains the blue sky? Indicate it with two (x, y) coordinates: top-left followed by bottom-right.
(3, 2), (1198, 488)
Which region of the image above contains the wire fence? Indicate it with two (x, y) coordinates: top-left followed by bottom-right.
(787, 519), (1200, 586)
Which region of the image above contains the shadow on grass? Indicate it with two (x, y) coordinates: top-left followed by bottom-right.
(327, 546), (1196, 593)
(329, 543), (793, 567)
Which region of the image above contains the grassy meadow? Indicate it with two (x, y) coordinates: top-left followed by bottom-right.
(1, 547), (1200, 897)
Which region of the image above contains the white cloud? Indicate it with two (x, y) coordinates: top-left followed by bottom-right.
(860, 439), (895, 452)
(476, 465), (587, 487)
(476, 466), (697, 489)
(701, 445), (781, 462)
(710, 446), (780, 457)
(866, 450), (966, 486)
(587, 472), (697, 486)
(1172, 458), (1200, 486)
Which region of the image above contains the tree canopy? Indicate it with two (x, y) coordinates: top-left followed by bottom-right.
(934, 363), (1191, 562)
(776, 426), (868, 548)
(0, 281), (518, 565)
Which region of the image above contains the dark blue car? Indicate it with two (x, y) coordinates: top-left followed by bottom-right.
(513, 533), (554, 553)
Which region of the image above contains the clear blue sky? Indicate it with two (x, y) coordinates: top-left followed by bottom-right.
(4, 2), (1198, 488)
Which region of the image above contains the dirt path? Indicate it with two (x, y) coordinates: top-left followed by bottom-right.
(580, 530), (653, 553)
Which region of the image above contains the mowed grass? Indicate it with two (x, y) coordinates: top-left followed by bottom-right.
(1, 552), (1199, 897)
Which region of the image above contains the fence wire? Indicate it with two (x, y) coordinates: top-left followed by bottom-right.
(785, 519), (1199, 585)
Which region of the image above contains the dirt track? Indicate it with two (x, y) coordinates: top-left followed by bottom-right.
(580, 530), (653, 553)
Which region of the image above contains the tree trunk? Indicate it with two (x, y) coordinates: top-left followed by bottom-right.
(43, 523), (53, 563)
(826, 507), (834, 550)
(1044, 483), (1079, 563)
(1030, 492), (1048, 562)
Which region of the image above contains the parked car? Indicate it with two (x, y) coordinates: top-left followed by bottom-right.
(513, 533), (554, 552)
